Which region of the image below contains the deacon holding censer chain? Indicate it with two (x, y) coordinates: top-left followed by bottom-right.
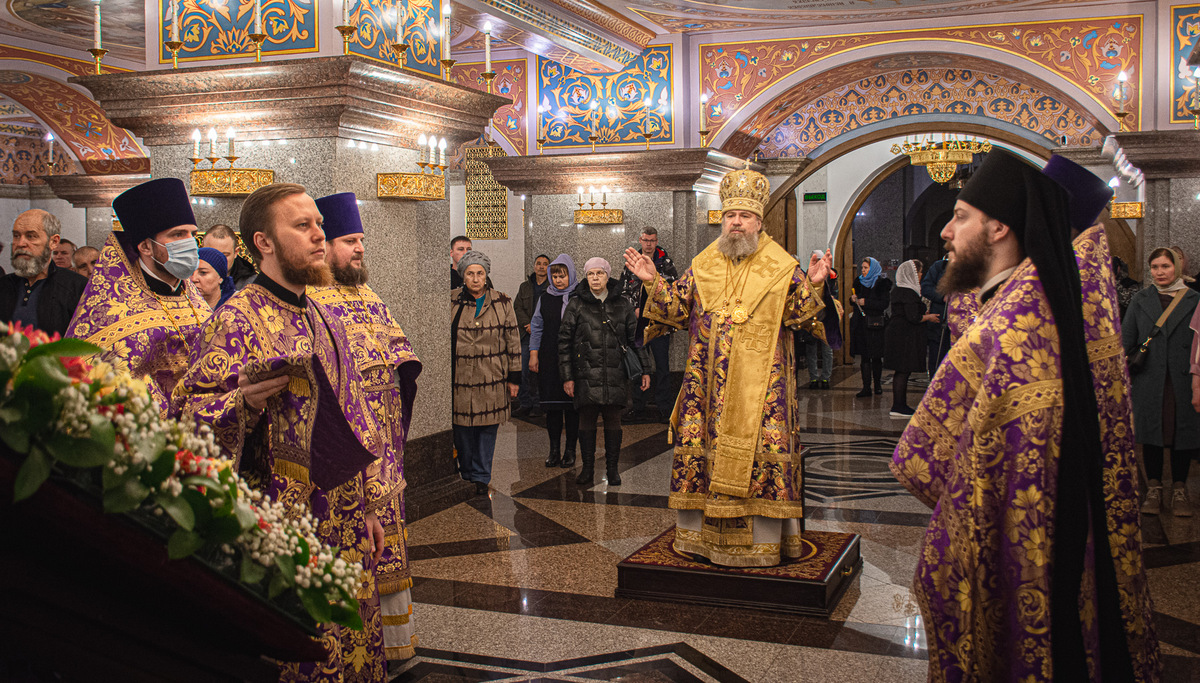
(623, 165), (831, 567)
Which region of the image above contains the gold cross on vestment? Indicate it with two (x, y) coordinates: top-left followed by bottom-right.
(739, 321), (774, 353)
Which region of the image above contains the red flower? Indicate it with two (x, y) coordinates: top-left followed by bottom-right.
(257, 516), (271, 532)
(60, 355), (93, 382)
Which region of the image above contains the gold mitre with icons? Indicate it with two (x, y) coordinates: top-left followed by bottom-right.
(719, 166), (770, 218)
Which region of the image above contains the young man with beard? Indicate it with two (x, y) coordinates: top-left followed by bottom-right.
(623, 166), (831, 567)
(308, 192), (422, 663)
(174, 183), (390, 683)
(890, 150), (1159, 681)
(67, 180), (209, 416)
(0, 209), (86, 337)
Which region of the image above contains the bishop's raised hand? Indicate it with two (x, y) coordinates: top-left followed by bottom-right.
(623, 247), (658, 282)
(808, 249), (833, 284)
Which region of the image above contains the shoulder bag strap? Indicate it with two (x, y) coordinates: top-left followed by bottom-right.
(1139, 289), (1188, 351)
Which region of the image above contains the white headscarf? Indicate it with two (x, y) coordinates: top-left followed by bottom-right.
(1154, 248), (1189, 294)
(895, 259), (922, 294)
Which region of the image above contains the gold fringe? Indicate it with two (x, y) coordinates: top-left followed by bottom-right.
(272, 458), (311, 484)
(381, 613), (411, 626)
(673, 528), (782, 567)
(668, 491), (805, 519)
(384, 636), (418, 661)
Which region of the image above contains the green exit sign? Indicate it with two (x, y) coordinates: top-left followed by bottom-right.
(802, 192), (827, 202)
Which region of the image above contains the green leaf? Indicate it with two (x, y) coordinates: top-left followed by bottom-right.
(295, 536), (311, 567)
(268, 570), (289, 599)
(43, 433), (112, 469)
(297, 587), (333, 624)
(0, 423), (30, 453)
(141, 446), (177, 488)
(206, 514), (242, 544)
(233, 501), (258, 531)
(182, 475), (221, 491)
(0, 405), (22, 423)
(180, 488), (213, 530)
(23, 338), (100, 361)
(240, 553), (268, 584)
(130, 433), (166, 470)
(275, 553), (296, 586)
(329, 601), (364, 630)
(155, 492), (195, 531)
(13, 447), (52, 502)
(103, 476), (150, 513)
(12, 355), (70, 394)
(167, 528), (205, 559)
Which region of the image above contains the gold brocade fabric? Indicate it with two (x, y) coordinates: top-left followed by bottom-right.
(66, 234), (211, 417)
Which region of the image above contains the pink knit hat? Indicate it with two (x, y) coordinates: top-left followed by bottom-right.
(583, 257), (611, 277)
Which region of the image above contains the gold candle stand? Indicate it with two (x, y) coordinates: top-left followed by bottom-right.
(335, 25), (357, 55)
(88, 47), (108, 75)
(440, 58), (457, 81)
(482, 71), (496, 94)
(249, 33), (267, 62)
(164, 40), (183, 68)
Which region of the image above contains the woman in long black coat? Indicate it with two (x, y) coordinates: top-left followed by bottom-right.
(851, 256), (892, 397)
(885, 260), (938, 417)
(559, 257), (650, 487)
(529, 254), (579, 468)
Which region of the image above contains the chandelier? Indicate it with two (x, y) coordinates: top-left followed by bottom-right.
(892, 136), (992, 184)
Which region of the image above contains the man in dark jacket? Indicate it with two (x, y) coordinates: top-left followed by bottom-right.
(618, 226), (678, 422)
(0, 209), (86, 337)
(920, 255), (950, 375)
(513, 254), (550, 417)
(202, 224), (257, 290)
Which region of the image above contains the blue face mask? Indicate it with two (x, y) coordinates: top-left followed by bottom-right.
(152, 237), (199, 280)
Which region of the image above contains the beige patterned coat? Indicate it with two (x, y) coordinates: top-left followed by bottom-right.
(451, 287), (521, 427)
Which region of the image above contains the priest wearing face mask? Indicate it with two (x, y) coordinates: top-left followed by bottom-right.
(66, 177), (209, 417)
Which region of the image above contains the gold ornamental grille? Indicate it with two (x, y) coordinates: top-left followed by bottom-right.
(574, 209), (624, 224)
(1109, 201), (1144, 219)
(376, 172), (446, 200)
(190, 168), (275, 197)
(464, 143), (508, 240)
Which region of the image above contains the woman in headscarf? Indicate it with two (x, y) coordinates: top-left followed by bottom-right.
(884, 259), (939, 418)
(529, 254), (580, 468)
(1124, 247), (1200, 516)
(451, 250), (521, 496)
(850, 256), (892, 397)
(191, 246), (234, 310)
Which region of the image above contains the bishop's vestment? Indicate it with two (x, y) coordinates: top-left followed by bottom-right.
(66, 234), (210, 416)
(310, 283), (421, 661)
(642, 233), (824, 567)
(173, 275), (388, 683)
(890, 226), (1159, 681)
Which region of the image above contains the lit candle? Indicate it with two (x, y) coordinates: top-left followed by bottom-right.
(342, 0), (350, 26)
(46, 133), (53, 166)
(442, 3), (451, 60)
(577, 186), (583, 205)
(170, 0), (179, 42)
(1116, 70), (1128, 115)
(699, 92), (709, 127)
(587, 186), (595, 205)
(93, 0), (102, 49)
(483, 21), (492, 73)
(438, 137), (447, 166)
(253, 0), (261, 33)
(226, 127), (235, 156)
(396, 7), (405, 49)
(642, 96), (652, 134)
(601, 185), (607, 204)
(207, 127), (217, 158)
(428, 135), (437, 165)
(191, 128), (201, 157)
(588, 101), (597, 134)
(418, 133), (427, 164)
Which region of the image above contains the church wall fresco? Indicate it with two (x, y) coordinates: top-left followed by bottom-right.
(0, 72), (148, 175)
(757, 68), (1100, 159)
(1170, 3), (1200, 124)
(450, 58), (528, 155)
(0, 133), (74, 184)
(536, 44), (674, 150)
(346, 0), (441, 76)
(699, 15), (1143, 140)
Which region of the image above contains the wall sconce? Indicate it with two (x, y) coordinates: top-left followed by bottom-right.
(573, 185), (623, 224)
(1109, 201), (1144, 219)
(378, 133), (447, 200)
(188, 126), (274, 197)
(707, 210), (722, 224)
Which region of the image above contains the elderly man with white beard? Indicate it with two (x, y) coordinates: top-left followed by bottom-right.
(0, 209), (86, 336)
(622, 166), (832, 567)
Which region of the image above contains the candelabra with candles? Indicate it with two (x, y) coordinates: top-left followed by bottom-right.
(891, 134), (991, 184)
(573, 185), (623, 225)
(1112, 70), (1131, 132)
(378, 133), (448, 200)
(187, 127), (275, 197)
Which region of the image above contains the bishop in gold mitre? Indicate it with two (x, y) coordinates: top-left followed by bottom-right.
(623, 166), (832, 567)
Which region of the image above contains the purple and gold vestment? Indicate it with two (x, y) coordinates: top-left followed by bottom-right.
(66, 234), (210, 417)
(642, 233), (825, 567)
(944, 290), (979, 343)
(173, 280), (388, 683)
(309, 283), (421, 661)
(891, 227), (1160, 681)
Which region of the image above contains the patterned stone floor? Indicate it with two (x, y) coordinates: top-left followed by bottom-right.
(391, 365), (1200, 682)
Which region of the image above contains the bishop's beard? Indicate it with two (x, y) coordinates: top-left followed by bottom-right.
(938, 230), (993, 296)
(331, 258), (369, 287)
(275, 237), (333, 288)
(717, 230), (760, 260)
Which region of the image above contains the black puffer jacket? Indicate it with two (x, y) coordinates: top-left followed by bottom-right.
(558, 280), (649, 408)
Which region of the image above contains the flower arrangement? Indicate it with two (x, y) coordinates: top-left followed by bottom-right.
(0, 323), (364, 629)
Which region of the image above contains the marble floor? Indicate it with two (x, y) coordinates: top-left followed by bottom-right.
(393, 366), (1200, 682)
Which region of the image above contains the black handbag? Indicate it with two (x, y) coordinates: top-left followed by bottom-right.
(865, 314), (886, 330)
(1128, 289), (1186, 373)
(603, 317), (644, 381)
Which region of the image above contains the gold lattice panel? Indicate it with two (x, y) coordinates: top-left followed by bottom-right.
(464, 143), (508, 240)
